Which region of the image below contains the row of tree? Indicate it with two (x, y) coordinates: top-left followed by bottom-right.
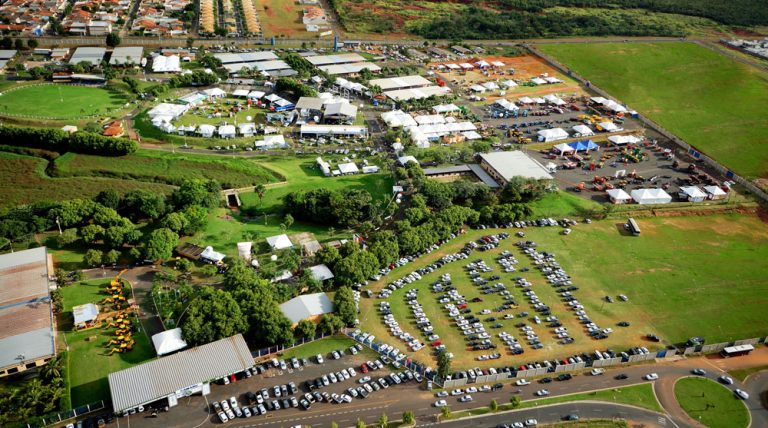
(0, 355), (67, 425)
(282, 188), (375, 228)
(0, 125), (138, 156)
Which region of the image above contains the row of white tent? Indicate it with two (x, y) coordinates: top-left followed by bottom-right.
(439, 59), (506, 71)
(469, 80), (518, 92)
(494, 95), (568, 111)
(590, 96), (630, 114)
(538, 121), (623, 142)
(316, 156), (379, 177)
(608, 186), (726, 204)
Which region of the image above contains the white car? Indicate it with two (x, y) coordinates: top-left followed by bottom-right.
(735, 389), (749, 400)
(591, 368), (605, 376)
(434, 399), (448, 407)
(524, 419), (538, 426)
(436, 391), (449, 397)
(516, 379), (531, 386)
(459, 394), (473, 402)
(218, 412), (229, 423)
(450, 389), (464, 396)
(535, 389), (550, 396)
(645, 373), (659, 381)
(316, 354), (324, 364)
(719, 375), (734, 385)
(359, 376), (371, 384)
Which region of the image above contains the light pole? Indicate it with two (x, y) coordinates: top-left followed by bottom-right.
(55, 216), (62, 235)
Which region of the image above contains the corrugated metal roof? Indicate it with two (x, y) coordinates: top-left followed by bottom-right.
(279, 293), (333, 324)
(108, 334), (252, 412)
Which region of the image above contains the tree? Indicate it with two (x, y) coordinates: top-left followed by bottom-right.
(437, 351), (451, 380)
(509, 396), (521, 408)
(56, 228), (78, 247)
(489, 399), (498, 412)
(27, 39), (38, 49)
(144, 228), (179, 261)
(173, 180), (221, 209)
(223, 258), (260, 291)
(283, 213), (294, 229)
(103, 249), (120, 265)
(123, 190), (166, 221)
(176, 258), (192, 272)
(84, 249), (102, 267)
(106, 33), (121, 47)
(181, 205), (208, 235)
(200, 264), (218, 277)
(356, 419), (366, 428)
(181, 287), (247, 346)
(402, 410), (415, 425)
(294, 319), (316, 339)
(95, 189), (121, 209)
(440, 405), (451, 418)
(318, 314), (345, 334)
(79, 224), (104, 244)
(333, 286), (357, 326)
(378, 413), (388, 428)
(14, 39), (23, 50)
(160, 212), (189, 233)
(254, 184), (266, 206)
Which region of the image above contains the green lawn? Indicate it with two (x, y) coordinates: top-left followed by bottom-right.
(539, 42), (768, 181)
(60, 280), (155, 406)
(0, 84), (128, 119)
(674, 377), (749, 428)
(729, 363), (768, 382)
(521, 383), (663, 413)
(360, 213), (768, 370)
(0, 151), (172, 209)
(54, 149), (282, 188)
(172, 99), (267, 128)
(528, 191), (604, 219)
(279, 336), (373, 360)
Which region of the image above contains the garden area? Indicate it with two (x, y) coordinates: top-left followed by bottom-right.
(539, 42), (768, 182)
(674, 377), (749, 428)
(0, 84), (129, 119)
(59, 279), (154, 406)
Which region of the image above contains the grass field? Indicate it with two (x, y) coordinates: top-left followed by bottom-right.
(0, 151), (172, 209)
(538, 42), (768, 181)
(0, 84), (128, 119)
(729, 364), (768, 382)
(674, 377), (749, 428)
(521, 382), (662, 413)
(54, 149), (282, 188)
(255, 0), (314, 38)
(278, 336), (381, 362)
(60, 280), (155, 406)
(359, 213), (768, 370)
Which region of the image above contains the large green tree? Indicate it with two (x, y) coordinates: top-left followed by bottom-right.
(144, 228), (179, 261)
(182, 287), (247, 345)
(333, 286), (357, 326)
(294, 319), (316, 339)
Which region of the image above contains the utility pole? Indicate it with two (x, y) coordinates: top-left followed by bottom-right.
(55, 216), (62, 235)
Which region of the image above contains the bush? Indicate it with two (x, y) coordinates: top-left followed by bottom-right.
(0, 125), (138, 156)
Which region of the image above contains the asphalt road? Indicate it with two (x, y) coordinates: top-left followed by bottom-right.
(119, 352), (768, 428)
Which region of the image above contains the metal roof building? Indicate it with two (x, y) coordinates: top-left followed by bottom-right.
(109, 46), (143, 66)
(69, 47), (107, 65)
(478, 151), (553, 185)
(0, 247), (56, 377)
(279, 293), (333, 325)
(108, 334), (252, 413)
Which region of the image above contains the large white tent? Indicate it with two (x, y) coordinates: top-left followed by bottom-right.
(537, 128), (569, 142)
(381, 110), (417, 128)
(704, 185), (727, 200)
(494, 99), (519, 111)
(553, 142), (575, 156)
(572, 124), (594, 136)
(266, 234), (293, 250)
(631, 188), (672, 205)
(679, 186), (707, 202)
(608, 135), (642, 145)
(151, 328), (188, 356)
(598, 121), (620, 132)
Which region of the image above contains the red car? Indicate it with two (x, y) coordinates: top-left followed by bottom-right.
(361, 363), (369, 373)
(458, 303), (468, 310)
(432, 340), (442, 347)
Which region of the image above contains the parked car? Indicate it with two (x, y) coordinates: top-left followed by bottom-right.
(645, 373), (659, 381)
(434, 399), (448, 407)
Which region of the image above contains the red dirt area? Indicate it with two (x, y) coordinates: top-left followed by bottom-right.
(732, 28), (766, 37)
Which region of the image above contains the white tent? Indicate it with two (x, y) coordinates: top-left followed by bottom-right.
(518, 96), (534, 104)
(309, 264), (334, 281)
(537, 128), (569, 142)
(482, 81), (498, 91)
(433, 103), (460, 114)
(398, 155), (419, 166)
(572, 124), (594, 136)
(381, 110), (417, 128)
(462, 130), (482, 140)
(679, 186), (707, 202)
(232, 89), (250, 98)
(266, 234), (293, 250)
(151, 328), (188, 356)
(202, 88), (227, 98)
(631, 188), (672, 205)
(255, 134), (287, 149)
(704, 185), (727, 200)
(238, 123), (256, 136)
(494, 99), (518, 111)
(338, 162), (359, 175)
(598, 121), (620, 132)
(200, 246), (226, 263)
(543, 94), (566, 106)
(469, 84), (486, 93)
(247, 90), (265, 100)
(606, 189), (631, 204)
(608, 135), (641, 145)
(531, 77), (547, 85)
(218, 125), (236, 138)
(500, 79), (517, 88)
(553, 142), (575, 155)
(198, 124), (216, 138)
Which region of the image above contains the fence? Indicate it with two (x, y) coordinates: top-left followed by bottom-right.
(21, 400), (107, 428)
(527, 44), (768, 205)
(252, 332), (332, 358)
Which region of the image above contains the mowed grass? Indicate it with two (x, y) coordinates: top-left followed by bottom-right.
(279, 336), (381, 362)
(674, 377), (749, 428)
(539, 42), (768, 180)
(60, 280), (155, 406)
(0, 84), (127, 118)
(359, 213), (768, 370)
(0, 151), (172, 209)
(520, 382), (663, 413)
(54, 149), (282, 188)
(256, 0), (309, 37)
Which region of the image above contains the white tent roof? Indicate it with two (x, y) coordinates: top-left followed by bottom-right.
(494, 99), (518, 111)
(537, 128), (569, 141)
(482, 81), (498, 90)
(202, 88), (226, 97)
(398, 156), (419, 166)
(543, 94), (566, 106)
(200, 246), (225, 262)
(266, 234), (293, 249)
(381, 110), (417, 128)
(531, 77), (547, 85)
(433, 103), (460, 113)
(518, 96), (534, 104)
(255, 134), (286, 148)
(554, 142), (575, 154)
(598, 121), (620, 132)
(338, 162), (359, 174)
(572, 124), (594, 135)
(232, 89), (250, 97)
(469, 84), (486, 92)
(680, 186), (707, 198)
(198, 124), (216, 135)
(704, 185), (726, 196)
(475, 60), (491, 68)
(248, 90), (265, 99)
(414, 114), (446, 125)
(445, 63), (460, 70)
(151, 328), (188, 356)
(73, 303), (99, 325)
(325, 102), (357, 118)
(608, 135), (641, 145)
(631, 188), (672, 204)
(218, 125), (236, 136)
(279, 293), (333, 324)
(462, 130), (482, 140)
(491, 61), (505, 67)
(309, 264), (334, 281)
(606, 188), (631, 200)
(500, 79), (517, 88)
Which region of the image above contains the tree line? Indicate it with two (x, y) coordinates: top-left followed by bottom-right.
(0, 125), (138, 156)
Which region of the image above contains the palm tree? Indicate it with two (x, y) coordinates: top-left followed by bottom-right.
(254, 184), (266, 206)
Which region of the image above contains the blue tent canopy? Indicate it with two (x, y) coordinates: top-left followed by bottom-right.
(568, 140), (598, 152)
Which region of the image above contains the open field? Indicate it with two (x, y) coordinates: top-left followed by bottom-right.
(54, 149), (281, 188)
(538, 42), (768, 181)
(255, 0), (315, 38)
(729, 365), (768, 382)
(520, 382), (662, 413)
(60, 280), (154, 406)
(674, 377), (749, 428)
(0, 84), (128, 119)
(359, 213), (768, 370)
(279, 336), (380, 362)
(0, 151), (172, 209)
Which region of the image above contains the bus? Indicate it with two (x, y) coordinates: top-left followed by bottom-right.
(626, 218), (641, 236)
(721, 344), (754, 358)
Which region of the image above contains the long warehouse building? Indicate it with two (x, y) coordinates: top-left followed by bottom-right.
(108, 334), (253, 414)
